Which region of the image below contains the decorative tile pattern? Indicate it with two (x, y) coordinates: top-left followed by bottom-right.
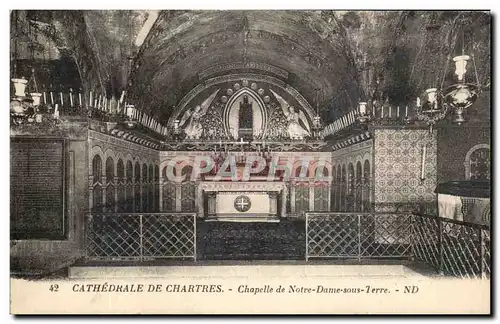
(437, 126), (490, 183)
(374, 129), (437, 212)
(86, 213), (196, 261)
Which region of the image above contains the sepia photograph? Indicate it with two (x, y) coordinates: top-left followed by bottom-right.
(8, 7), (492, 315)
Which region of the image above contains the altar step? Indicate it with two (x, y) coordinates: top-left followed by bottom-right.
(68, 263), (429, 279)
(197, 219), (305, 260)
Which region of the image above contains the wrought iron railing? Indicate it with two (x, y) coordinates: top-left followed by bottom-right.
(413, 214), (491, 279)
(306, 212), (412, 260)
(86, 213), (196, 261)
(85, 211), (490, 279)
(306, 212), (491, 279)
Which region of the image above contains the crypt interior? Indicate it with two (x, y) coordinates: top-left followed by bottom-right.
(9, 10), (491, 278)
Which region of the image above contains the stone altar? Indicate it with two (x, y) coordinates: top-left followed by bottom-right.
(198, 181), (287, 221)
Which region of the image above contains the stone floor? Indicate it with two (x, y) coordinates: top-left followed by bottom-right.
(68, 262), (434, 279)
(197, 219), (305, 260)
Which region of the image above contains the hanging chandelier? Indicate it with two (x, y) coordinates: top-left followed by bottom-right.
(415, 17), (482, 130)
(442, 54), (480, 125)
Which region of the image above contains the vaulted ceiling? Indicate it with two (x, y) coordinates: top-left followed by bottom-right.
(126, 10), (361, 122)
(127, 10), (491, 123)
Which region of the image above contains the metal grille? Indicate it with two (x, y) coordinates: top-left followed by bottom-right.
(412, 215), (440, 269)
(181, 182), (196, 211)
(440, 220), (481, 278)
(295, 185), (309, 213)
(306, 213), (412, 260)
(412, 214), (490, 279)
(86, 213), (196, 261)
(142, 214), (196, 259)
(360, 214), (412, 257)
(481, 229), (491, 278)
(306, 212), (491, 279)
(313, 186), (329, 211)
(162, 182), (176, 212)
(307, 214), (359, 258)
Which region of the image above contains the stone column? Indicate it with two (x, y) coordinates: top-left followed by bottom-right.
(290, 180), (296, 213)
(309, 179), (315, 211)
(102, 166), (107, 209)
(158, 178), (163, 212)
(208, 192), (217, 215)
(88, 175), (94, 211)
(268, 192), (278, 215)
(114, 176), (119, 212)
(197, 185), (204, 217)
(327, 180), (332, 211)
(281, 185), (287, 217)
(175, 182), (182, 212)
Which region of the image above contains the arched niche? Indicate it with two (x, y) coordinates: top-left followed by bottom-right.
(223, 88), (268, 139)
(464, 143), (490, 180)
(168, 73), (315, 129)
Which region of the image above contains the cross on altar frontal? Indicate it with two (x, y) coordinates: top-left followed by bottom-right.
(199, 182), (285, 220)
(234, 195), (251, 212)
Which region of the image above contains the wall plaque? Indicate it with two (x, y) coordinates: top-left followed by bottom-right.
(10, 138), (66, 240)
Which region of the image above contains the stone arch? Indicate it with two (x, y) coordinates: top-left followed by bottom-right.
(134, 161), (141, 183)
(114, 151), (126, 169)
(103, 147), (116, 163)
(464, 144), (490, 180)
(117, 158), (125, 182)
(92, 154), (103, 183)
(364, 159), (371, 182)
(293, 160), (311, 179)
(168, 73), (316, 128)
(90, 145), (105, 171)
(311, 160), (332, 181)
(105, 157), (114, 183)
(126, 160), (134, 182)
(223, 87), (268, 139)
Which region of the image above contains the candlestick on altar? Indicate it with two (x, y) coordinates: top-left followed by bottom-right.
(50, 92), (54, 105)
(389, 106), (392, 118)
(69, 89), (74, 107)
(89, 91), (93, 107)
(359, 102), (366, 115)
(79, 92), (82, 106)
(405, 106), (408, 117)
(397, 106), (400, 118)
(381, 105), (384, 119)
(60, 92), (64, 106)
(43, 92), (47, 105)
(54, 104), (59, 117)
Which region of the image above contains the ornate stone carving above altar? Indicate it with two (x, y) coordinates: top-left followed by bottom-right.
(159, 140), (328, 152)
(198, 62), (289, 80)
(169, 74), (318, 142)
